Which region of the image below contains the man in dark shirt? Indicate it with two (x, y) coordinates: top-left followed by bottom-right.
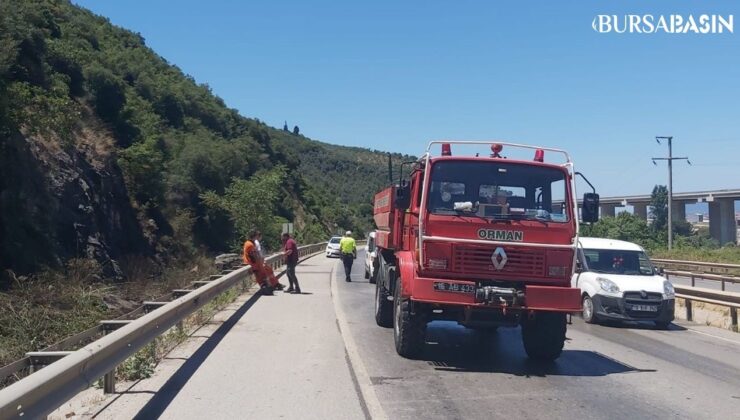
(282, 233), (301, 293)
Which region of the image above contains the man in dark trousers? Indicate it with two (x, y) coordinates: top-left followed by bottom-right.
(282, 232), (301, 293)
(339, 230), (357, 282)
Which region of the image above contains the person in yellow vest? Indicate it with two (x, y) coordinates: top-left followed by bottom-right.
(339, 230), (357, 282)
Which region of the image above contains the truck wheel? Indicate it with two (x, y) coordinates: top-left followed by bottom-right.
(393, 278), (425, 358)
(582, 295), (598, 324)
(522, 312), (566, 361)
(374, 281), (393, 327)
(364, 268), (370, 279)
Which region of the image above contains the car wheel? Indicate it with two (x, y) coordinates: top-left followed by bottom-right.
(364, 267), (370, 279)
(582, 294), (597, 324)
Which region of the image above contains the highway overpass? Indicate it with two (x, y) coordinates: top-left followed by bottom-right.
(572, 188), (740, 245)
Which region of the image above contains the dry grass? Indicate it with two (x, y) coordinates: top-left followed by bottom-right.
(0, 253), (219, 370)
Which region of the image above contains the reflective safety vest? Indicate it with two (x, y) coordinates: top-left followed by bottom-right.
(339, 236), (356, 254)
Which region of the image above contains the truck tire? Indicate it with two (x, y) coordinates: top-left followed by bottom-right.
(375, 280), (393, 327)
(364, 267), (370, 279)
(393, 278), (425, 358)
(521, 312), (566, 361)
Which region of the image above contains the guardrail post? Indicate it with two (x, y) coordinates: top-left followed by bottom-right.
(690, 275), (695, 287)
(685, 299), (693, 322)
(721, 279), (725, 291)
(731, 307), (738, 332)
(103, 325), (116, 394)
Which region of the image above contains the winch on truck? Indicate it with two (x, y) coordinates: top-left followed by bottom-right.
(372, 141), (600, 360)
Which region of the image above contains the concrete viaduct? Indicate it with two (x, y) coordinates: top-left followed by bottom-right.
(576, 188), (740, 245)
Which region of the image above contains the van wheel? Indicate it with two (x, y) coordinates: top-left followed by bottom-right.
(393, 278), (425, 358)
(582, 295), (597, 324)
(364, 268), (370, 279)
(522, 312), (566, 361)
(374, 281), (393, 327)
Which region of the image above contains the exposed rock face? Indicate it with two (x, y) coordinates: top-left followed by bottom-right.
(0, 128), (151, 281)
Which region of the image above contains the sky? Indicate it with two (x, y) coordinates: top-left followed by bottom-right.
(73, 0), (740, 198)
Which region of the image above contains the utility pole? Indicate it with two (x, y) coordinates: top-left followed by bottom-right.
(652, 136), (690, 250)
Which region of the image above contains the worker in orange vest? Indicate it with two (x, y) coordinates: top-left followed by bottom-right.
(243, 230), (284, 295)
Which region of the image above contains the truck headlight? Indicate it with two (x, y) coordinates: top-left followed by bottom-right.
(663, 280), (675, 298)
(597, 277), (620, 294)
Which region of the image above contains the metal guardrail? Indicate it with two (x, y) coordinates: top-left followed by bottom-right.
(651, 259), (740, 331)
(651, 258), (740, 291)
(0, 242), (326, 419)
(673, 285), (740, 332)
(663, 270), (739, 291)
(652, 258), (740, 275)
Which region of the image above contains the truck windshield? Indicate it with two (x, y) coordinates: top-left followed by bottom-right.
(581, 249), (655, 276)
(426, 161), (570, 223)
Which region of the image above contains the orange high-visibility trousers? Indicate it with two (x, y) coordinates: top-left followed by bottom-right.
(252, 262), (279, 288)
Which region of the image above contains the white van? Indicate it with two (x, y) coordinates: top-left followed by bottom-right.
(364, 232), (377, 284)
(572, 237), (675, 329)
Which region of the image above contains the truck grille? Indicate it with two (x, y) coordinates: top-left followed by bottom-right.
(452, 245), (545, 277)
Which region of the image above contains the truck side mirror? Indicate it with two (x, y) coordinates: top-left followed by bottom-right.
(581, 192), (600, 223)
(395, 182), (411, 210)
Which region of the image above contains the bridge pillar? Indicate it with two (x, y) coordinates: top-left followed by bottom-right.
(671, 201), (687, 222)
(600, 204), (617, 218)
(632, 203), (648, 220)
(709, 199), (737, 245)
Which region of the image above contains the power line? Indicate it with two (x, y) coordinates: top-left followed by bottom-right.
(652, 136), (691, 250)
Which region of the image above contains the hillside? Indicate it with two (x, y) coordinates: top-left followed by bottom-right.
(0, 0), (410, 281)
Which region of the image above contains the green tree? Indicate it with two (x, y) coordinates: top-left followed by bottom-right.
(650, 185), (668, 231)
(581, 212), (661, 251)
(201, 166), (288, 249)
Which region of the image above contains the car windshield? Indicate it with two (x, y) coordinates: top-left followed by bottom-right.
(581, 248), (655, 276)
(426, 160), (570, 223)
(329, 237), (341, 244)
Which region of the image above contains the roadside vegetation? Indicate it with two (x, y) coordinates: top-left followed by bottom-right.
(582, 185), (739, 264)
(0, 0), (411, 372)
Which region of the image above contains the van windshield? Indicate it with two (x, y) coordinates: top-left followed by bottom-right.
(581, 249), (655, 276)
(426, 160), (570, 223)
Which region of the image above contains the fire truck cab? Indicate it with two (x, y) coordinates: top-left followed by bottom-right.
(373, 141), (600, 360)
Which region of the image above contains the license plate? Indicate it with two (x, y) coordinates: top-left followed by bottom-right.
(433, 282), (475, 294)
(630, 304), (658, 312)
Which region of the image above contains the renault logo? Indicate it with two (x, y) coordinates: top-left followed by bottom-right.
(491, 247), (508, 270)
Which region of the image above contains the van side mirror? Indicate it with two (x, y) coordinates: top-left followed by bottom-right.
(655, 267), (665, 276)
(581, 192), (600, 223)
(395, 182), (411, 210)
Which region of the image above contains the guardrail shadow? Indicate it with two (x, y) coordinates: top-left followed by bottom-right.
(422, 322), (654, 377)
(131, 292), (262, 419)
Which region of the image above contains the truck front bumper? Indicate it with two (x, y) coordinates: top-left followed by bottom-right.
(592, 294), (675, 323)
(410, 277), (581, 312)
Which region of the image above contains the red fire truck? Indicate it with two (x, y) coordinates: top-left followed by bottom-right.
(372, 141), (600, 360)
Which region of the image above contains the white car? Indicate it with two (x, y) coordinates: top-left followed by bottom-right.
(571, 237), (675, 329)
(364, 232), (377, 283)
(325, 236), (342, 258)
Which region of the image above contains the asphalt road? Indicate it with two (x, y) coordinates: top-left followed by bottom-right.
(334, 250), (740, 420)
(90, 251), (740, 419)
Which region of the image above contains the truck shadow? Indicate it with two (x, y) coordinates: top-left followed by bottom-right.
(422, 322), (655, 377)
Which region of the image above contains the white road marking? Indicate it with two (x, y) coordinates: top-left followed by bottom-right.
(330, 263), (389, 420)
